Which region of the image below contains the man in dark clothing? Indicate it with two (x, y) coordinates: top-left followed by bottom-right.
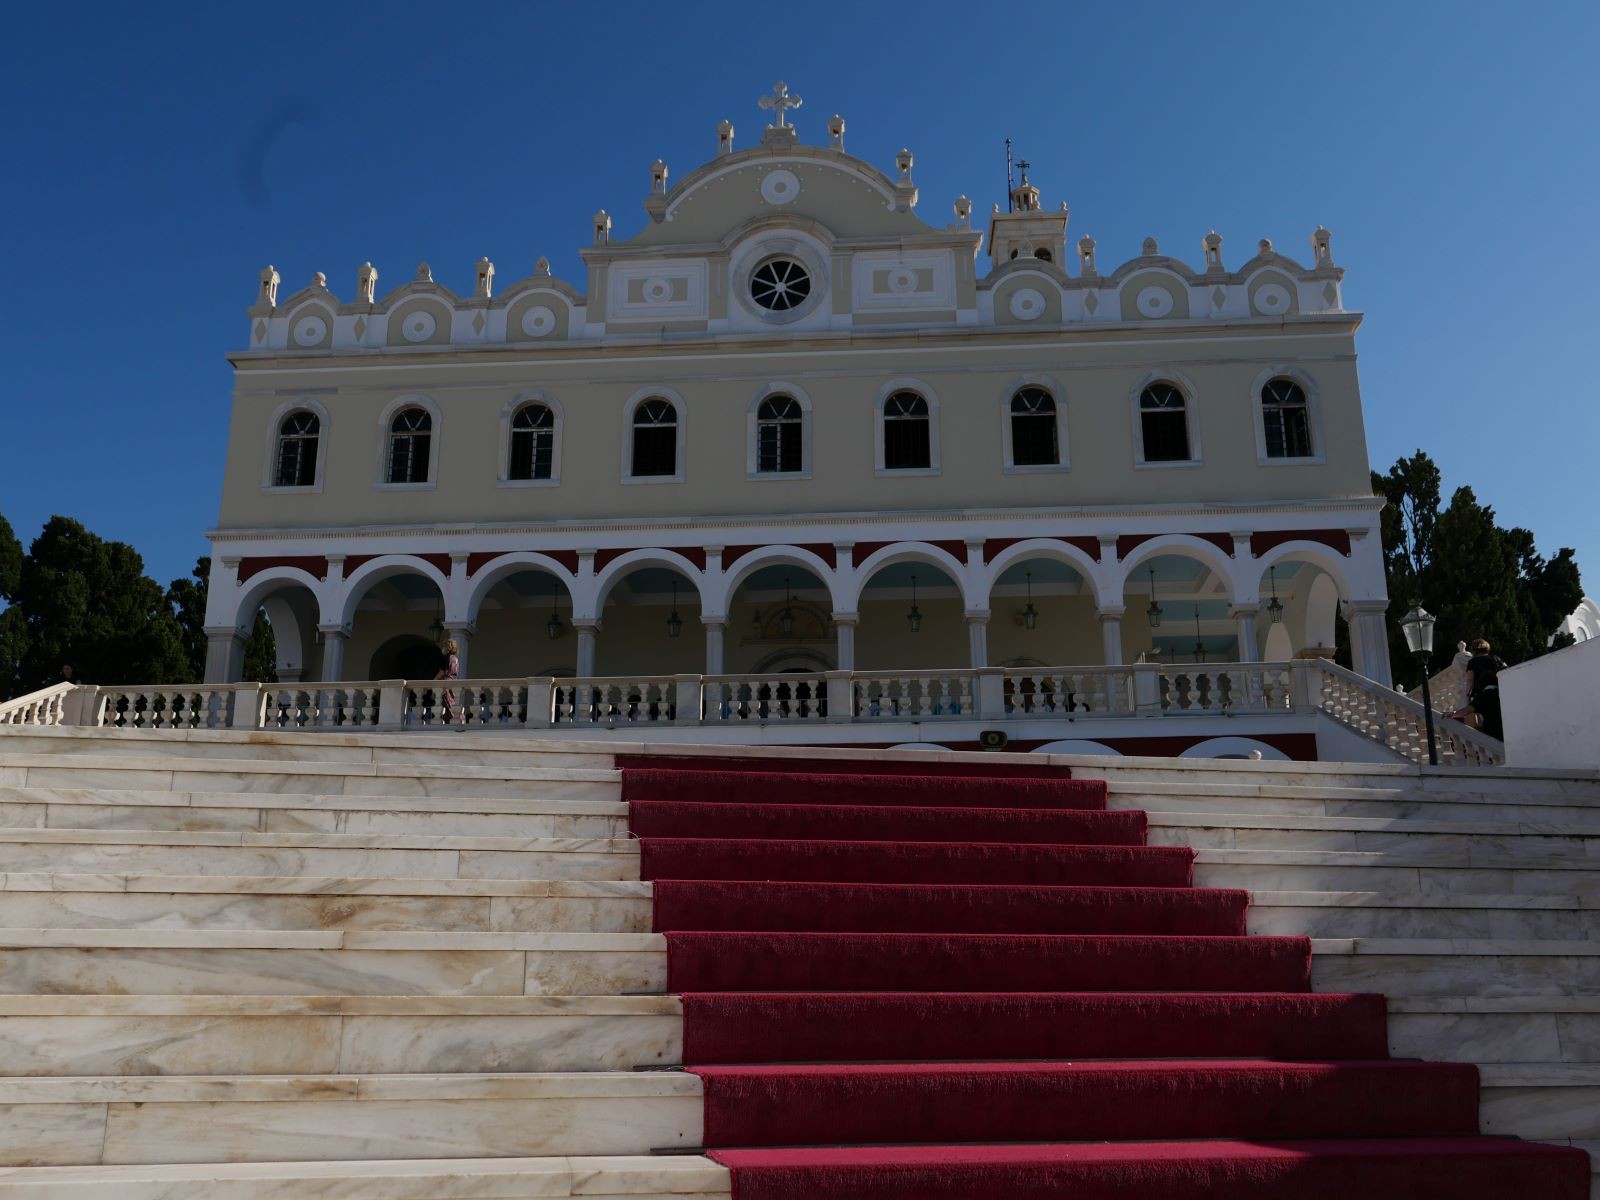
(1462, 638), (1505, 740)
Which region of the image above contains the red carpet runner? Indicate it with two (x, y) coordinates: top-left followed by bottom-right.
(624, 757), (1589, 1199)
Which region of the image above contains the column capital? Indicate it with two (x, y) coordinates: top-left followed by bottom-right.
(449, 552), (471, 564)
(443, 621), (476, 637)
(316, 623), (352, 638)
(1347, 599), (1390, 615)
(1230, 532), (1254, 556)
(699, 615), (728, 629)
(963, 609), (991, 623)
(572, 617), (602, 632)
(1098, 535), (1118, 563)
(830, 611), (859, 626)
(1227, 605), (1260, 620)
(203, 624), (246, 642)
(1097, 606), (1126, 620)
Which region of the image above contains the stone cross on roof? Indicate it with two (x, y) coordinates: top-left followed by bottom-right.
(759, 81), (802, 128)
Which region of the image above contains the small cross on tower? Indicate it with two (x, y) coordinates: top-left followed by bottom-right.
(759, 81), (803, 129)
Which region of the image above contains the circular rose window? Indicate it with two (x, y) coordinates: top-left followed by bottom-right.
(750, 257), (812, 312)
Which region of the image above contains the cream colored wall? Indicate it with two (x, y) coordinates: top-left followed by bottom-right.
(219, 325), (1369, 531)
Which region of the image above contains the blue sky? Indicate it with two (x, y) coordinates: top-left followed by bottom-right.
(1, 2), (1595, 596)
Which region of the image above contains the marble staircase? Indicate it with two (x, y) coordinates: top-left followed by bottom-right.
(0, 728), (1594, 1195)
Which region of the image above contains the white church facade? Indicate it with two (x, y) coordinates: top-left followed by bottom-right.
(198, 84), (1413, 758)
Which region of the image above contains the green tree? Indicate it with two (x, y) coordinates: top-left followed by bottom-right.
(15, 517), (190, 692)
(0, 513), (25, 698)
(167, 557), (277, 684)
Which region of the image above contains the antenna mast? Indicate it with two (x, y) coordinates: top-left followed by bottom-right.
(1005, 138), (1014, 213)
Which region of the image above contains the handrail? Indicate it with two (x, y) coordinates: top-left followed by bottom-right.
(0, 682), (75, 726)
(1306, 657), (1505, 766)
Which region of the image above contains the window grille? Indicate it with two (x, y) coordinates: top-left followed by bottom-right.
(1139, 383), (1191, 462)
(750, 258), (811, 312)
(387, 408), (433, 484)
(882, 391), (931, 470)
(509, 403), (555, 480)
(274, 411), (319, 487)
(1009, 387), (1059, 466)
(631, 398), (678, 477)
(756, 395), (803, 473)
(1261, 378), (1313, 458)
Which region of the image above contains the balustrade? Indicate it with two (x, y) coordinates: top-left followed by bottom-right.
(554, 677), (681, 725)
(706, 673), (827, 722)
(1003, 668), (1133, 716)
(852, 672), (975, 720)
(0, 682), (72, 726)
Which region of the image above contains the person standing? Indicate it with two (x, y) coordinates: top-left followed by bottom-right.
(434, 639), (459, 725)
(1462, 638), (1506, 740)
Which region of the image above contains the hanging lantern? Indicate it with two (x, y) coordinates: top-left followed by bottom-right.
(779, 576), (795, 636)
(1022, 569), (1038, 631)
(546, 579), (565, 640)
(666, 580), (683, 639)
(1145, 567), (1163, 628)
(1192, 605), (1205, 664)
(906, 573), (922, 633)
(1266, 565), (1285, 624)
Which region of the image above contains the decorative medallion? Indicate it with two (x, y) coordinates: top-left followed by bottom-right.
(888, 267), (918, 294)
(292, 315), (327, 346)
(1253, 283), (1291, 314)
(759, 169), (801, 206)
(520, 305), (557, 337)
(1136, 286), (1174, 318)
(643, 277), (673, 303)
(1009, 287), (1046, 321)
(401, 310), (437, 342)
(1322, 281), (1339, 306)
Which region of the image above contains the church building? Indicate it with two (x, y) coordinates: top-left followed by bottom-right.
(202, 83), (1394, 755)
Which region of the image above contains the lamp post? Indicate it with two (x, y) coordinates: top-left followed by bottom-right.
(1399, 604), (1439, 766)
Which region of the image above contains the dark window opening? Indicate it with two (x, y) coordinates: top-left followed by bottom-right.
(756, 395), (802, 473)
(274, 411), (319, 487)
(883, 391), (931, 470)
(1009, 387), (1059, 466)
(387, 408), (432, 484)
(509, 403), (555, 480)
(1262, 378), (1313, 458)
(1139, 383), (1191, 462)
(631, 398), (678, 477)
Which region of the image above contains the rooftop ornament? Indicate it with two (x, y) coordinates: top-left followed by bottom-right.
(716, 120), (735, 155)
(758, 80), (803, 129)
(356, 262), (378, 304)
(827, 113), (845, 150)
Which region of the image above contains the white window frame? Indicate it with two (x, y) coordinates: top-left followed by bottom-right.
(497, 392), (564, 488)
(1251, 365), (1325, 466)
(621, 386), (687, 484)
(873, 378), (941, 477)
(1000, 375), (1070, 473)
(1129, 370), (1203, 470)
(746, 382), (813, 480)
(260, 397), (330, 493)
(374, 394), (442, 490)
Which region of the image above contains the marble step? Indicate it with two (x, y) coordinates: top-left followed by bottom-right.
(1479, 1063), (1600, 1141)
(0, 930), (666, 996)
(1196, 849), (1600, 897)
(0, 754), (621, 801)
(0, 1153), (731, 1198)
(1386, 997), (1600, 1064)
(0, 830), (638, 881)
(0, 786), (627, 837)
(0, 995), (682, 1077)
(1077, 758), (1600, 799)
(0, 1071), (701, 1167)
(1115, 781), (1600, 825)
(1311, 937), (1600, 999)
(0, 874), (653, 932)
(1250, 890), (1597, 941)
(1155, 815), (1600, 859)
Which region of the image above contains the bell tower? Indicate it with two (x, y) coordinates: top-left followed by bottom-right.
(987, 159), (1068, 269)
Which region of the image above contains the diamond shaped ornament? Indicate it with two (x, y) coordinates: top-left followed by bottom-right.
(253, 319), (266, 343)
(471, 311), (486, 335)
(1323, 282), (1338, 307)
(1211, 286), (1226, 309)
(1083, 290), (1099, 315)
(353, 316), (367, 339)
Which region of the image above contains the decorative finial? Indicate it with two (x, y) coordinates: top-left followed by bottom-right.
(1202, 230), (1224, 271)
(1258, 238), (1274, 255)
(356, 261), (378, 304)
(1310, 225), (1333, 266)
(416, 261), (433, 282)
(593, 210), (611, 246)
(257, 265), (280, 308)
(895, 148), (914, 184)
(1078, 235), (1098, 277)
(758, 81), (803, 129)
(953, 195), (972, 230)
(649, 159), (668, 195)
(716, 120), (734, 156)
(828, 114), (845, 150)
(311, 271), (327, 288)
(1141, 236), (1158, 256)
(474, 256), (494, 299)
(534, 256), (551, 276)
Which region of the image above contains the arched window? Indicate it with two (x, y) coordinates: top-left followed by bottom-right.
(1139, 383), (1191, 463)
(1009, 388), (1059, 466)
(509, 403), (555, 481)
(1034, 248), (1053, 263)
(631, 398), (678, 477)
(273, 411), (319, 487)
(756, 395), (802, 474)
(1261, 377), (1312, 458)
(387, 407), (433, 484)
(882, 391), (931, 470)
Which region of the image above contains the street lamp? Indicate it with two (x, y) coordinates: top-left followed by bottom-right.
(1266, 566), (1285, 624)
(1399, 604), (1439, 766)
(779, 576), (795, 636)
(1145, 567), (1163, 628)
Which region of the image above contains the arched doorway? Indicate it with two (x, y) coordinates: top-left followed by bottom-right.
(471, 569), (576, 677)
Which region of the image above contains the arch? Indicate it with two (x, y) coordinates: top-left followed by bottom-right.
(1179, 736), (1290, 761)
(232, 567), (328, 635)
(261, 397), (330, 491)
(283, 301), (334, 350)
(1303, 571), (1340, 653)
(375, 394), (442, 487)
(663, 153), (900, 223)
(849, 541), (978, 611)
(368, 634), (443, 681)
(588, 548), (710, 619)
(714, 545), (845, 615)
(746, 382), (813, 479)
(1250, 364), (1323, 463)
(385, 296), (454, 347)
(873, 378), (941, 475)
(1263, 622), (1294, 661)
(464, 552), (580, 624)
(336, 554), (450, 629)
(1112, 535), (1238, 603)
(1128, 369), (1202, 466)
(1032, 739), (1123, 757)
(984, 538), (1105, 608)
(1248, 541), (1362, 605)
(751, 646), (837, 673)
(498, 392), (564, 485)
(621, 386), (687, 483)
(886, 742), (950, 753)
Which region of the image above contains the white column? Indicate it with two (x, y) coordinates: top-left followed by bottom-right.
(575, 622), (599, 677)
(1231, 606), (1260, 663)
(833, 614), (857, 671)
(444, 625), (473, 677)
(1098, 607), (1125, 665)
(702, 619), (726, 675)
(203, 629), (246, 684)
(317, 626), (348, 682)
(1350, 602), (1393, 687)
(966, 612), (989, 669)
